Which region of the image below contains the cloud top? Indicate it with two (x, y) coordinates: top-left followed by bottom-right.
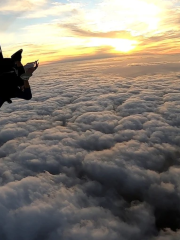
(0, 56), (180, 239)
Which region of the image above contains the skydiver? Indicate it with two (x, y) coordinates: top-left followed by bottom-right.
(0, 46), (39, 108)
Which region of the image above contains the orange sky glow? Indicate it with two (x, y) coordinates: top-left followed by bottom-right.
(0, 0), (180, 64)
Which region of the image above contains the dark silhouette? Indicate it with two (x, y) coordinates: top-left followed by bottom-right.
(0, 46), (38, 108)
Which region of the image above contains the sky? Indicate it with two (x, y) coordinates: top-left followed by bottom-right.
(1, 0), (180, 64)
(1, 1), (180, 239)
(1, 56), (180, 239)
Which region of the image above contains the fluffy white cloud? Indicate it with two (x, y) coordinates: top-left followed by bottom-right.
(0, 55), (180, 239)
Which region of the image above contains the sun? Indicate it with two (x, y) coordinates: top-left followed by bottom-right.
(110, 39), (137, 52)
(87, 38), (138, 52)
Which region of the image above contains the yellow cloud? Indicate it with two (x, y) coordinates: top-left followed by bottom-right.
(84, 0), (161, 35)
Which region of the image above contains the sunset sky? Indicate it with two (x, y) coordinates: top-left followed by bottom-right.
(0, 0), (180, 64)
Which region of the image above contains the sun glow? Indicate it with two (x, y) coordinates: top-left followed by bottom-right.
(110, 39), (137, 52)
(87, 38), (138, 52)
(89, 0), (161, 34)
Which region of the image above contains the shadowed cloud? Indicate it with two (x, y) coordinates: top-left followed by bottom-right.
(59, 23), (134, 39)
(0, 56), (180, 239)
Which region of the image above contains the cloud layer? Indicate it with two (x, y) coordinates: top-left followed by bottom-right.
(0, 56), (180, 239)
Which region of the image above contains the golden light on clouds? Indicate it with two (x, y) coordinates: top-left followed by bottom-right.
(88, 0), (161, 34)
(0, 0), (180, 63)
